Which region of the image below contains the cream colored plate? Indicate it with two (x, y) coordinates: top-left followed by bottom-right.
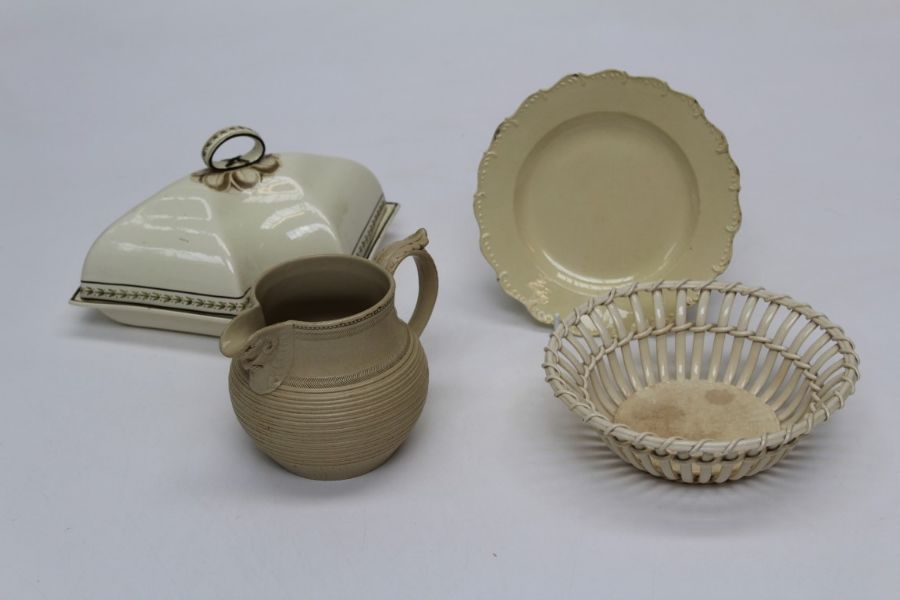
(475, 71), (741, 324)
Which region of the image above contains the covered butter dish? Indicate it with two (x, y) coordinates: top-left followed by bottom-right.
(71, 126), (397, 336)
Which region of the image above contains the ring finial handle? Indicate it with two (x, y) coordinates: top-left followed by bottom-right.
(201, 126), (266, 171)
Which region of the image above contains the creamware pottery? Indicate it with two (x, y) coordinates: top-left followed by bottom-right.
(72, 126), (397, 336)
(543, 281), (859, 483)
(220, 229), (438, 480)
(475, 70), (741, 325)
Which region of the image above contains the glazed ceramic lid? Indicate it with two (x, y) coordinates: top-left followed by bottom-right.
(72, 126), (397, 335)
(474, 70), (741, 325)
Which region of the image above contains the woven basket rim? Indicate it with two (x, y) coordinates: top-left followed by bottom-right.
(543, 280), (860, 458)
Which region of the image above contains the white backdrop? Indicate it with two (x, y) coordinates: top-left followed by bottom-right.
(2, 1), (899, 598)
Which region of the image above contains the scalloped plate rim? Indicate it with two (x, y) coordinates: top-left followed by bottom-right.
(474, 69), (741, 325)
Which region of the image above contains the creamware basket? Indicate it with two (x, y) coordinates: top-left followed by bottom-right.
(543, 281), (860, 483)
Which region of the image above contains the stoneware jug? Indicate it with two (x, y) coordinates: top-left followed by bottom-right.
(219, 229), (438, 480)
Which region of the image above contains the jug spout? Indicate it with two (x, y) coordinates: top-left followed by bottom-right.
(219, 304), (266, 358)
(220, 304), (294, 394)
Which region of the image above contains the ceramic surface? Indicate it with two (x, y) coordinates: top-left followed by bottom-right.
(71, 126), (397, 336)
(220, 229), (438, 480)
(544, 281), (860, 483)
(475, 71), (741, 324)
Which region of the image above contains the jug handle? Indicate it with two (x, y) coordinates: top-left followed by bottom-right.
(375, 229), (438, 337)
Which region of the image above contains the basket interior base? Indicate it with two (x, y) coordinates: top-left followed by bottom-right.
(614, 380), (781, 441)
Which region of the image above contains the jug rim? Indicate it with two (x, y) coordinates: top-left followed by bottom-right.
(251, 254), (396, 330)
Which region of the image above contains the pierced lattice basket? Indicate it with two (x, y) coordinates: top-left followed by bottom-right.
(543, 281), (860, 483)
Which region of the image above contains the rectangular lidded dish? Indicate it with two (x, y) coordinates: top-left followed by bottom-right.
(71, 126), (397, 336)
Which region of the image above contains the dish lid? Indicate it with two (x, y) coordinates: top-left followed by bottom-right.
(72, 126), (397, 334)
(474, 70), (741, 325)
